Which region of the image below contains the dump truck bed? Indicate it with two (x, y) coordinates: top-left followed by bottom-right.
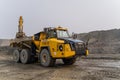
(10, 36), (33, 49)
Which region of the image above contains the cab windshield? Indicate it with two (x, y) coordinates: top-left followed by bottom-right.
(57, 30), (70, 38)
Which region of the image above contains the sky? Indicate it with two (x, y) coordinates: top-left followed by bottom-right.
(0, 0), (120, 39)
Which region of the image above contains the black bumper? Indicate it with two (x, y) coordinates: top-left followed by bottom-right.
(75, 49), (86, 56)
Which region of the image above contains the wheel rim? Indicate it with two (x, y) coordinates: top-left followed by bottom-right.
(13, 50), (19, 62)
(40, 49), (51, 66)
(20, 49), (28, 64)
(40, 49), (55, 67)
(42, 53), (48, 63)
(21, 51), (26, 62)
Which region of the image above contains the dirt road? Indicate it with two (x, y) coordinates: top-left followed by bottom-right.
(0, 52), (120, 80)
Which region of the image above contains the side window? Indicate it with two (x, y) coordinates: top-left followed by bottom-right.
(48, 30), (57, 38)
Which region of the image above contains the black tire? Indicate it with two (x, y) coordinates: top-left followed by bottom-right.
(62, 57), (76, 65)
(40, 49), (55, 67)
(20, 49), (31, 64)
(13, 49), (20, 63)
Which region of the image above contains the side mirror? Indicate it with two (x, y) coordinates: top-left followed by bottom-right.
(86, 38), (89, 46)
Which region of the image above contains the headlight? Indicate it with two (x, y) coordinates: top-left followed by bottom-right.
(59, 45), (63, 51)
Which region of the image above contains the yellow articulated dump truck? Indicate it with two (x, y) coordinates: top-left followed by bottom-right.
(10, 16), (89, 67)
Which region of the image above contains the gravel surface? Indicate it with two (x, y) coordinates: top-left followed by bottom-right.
(0, 51), (120, 80)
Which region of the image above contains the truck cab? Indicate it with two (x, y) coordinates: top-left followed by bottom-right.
(32, 27), (89, 66)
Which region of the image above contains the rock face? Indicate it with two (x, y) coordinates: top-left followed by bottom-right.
(77, 29), (120, 54)
(0, 39), (10, 47)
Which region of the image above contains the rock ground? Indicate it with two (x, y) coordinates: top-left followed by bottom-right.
(0, 49), (120, 80)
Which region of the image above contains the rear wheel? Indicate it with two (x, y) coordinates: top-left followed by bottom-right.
(13, 49), (20, 63)
(62, 57), (76, 65)
(20, 49), (31, 64)
(40, 49), (55, 67)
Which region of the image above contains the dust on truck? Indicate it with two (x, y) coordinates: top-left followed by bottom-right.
(10, 16), (89, 67)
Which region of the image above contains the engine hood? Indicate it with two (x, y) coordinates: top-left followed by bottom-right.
(58, 38), (84, 43)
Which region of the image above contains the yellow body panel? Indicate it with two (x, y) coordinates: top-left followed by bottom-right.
(33, 38), (76, 58)
(55, 27), (67, 31)
(34, 41), (40, 49)
(86, 50), (89, 56)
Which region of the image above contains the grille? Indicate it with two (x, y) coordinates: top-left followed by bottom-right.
(75, 43), (86, 55)
(75, 43), (85, 50)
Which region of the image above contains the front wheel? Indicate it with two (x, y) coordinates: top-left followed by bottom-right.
(40, 49), (55, 67)
(62, 57), (76, 65)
